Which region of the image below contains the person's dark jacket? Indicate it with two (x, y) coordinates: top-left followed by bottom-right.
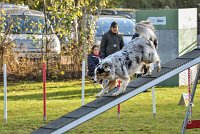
(100, 30), (124, 58)
(87, 54), (101, 77)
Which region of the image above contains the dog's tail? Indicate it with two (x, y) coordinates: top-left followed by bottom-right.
(136, 21), (158, 49)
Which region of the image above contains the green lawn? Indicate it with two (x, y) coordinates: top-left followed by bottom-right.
(0, 80), (200, 134)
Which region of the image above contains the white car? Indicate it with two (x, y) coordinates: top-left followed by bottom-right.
(1, 3), (61, 59)
(94, 15), (136, 46)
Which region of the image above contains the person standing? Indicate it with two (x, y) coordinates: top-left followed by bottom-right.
(100, 21), (124, 58)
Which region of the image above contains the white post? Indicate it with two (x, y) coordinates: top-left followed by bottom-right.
(151, 63), (156, 116)
(81, 0), (87, 106)
(3, 63), (7, 123)
(152, 86), (156, 116)
(82, 60), (85, 106)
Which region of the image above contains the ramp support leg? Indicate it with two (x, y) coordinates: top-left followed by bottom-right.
(152, 86), (156, 116)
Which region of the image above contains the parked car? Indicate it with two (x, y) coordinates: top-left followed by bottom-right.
(94, 15), (136, 46)
(95, 8), (135, 19)
(1, 3), (60, 59)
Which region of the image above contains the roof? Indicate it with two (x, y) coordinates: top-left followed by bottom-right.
(95, 8), (135, 19)
(0, 3), (43, 17)
(0, 3), (29, 9)
(95, 15), (134, 20)
(100, 8), (135, 11)
(2, 8), (44, 17)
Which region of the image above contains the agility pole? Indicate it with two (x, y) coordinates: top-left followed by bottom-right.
(151, 64), (156, 116)
(43, 62), (46, 121)
(3, 63), (7, 123)
(82, 60), (85, 106)
(152, 86), (156, 116)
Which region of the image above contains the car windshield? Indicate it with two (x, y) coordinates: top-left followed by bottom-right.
(95, 17), (135, 36)
(4, 15), (45, 34)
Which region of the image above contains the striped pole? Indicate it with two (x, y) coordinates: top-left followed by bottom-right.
(188, 68), (192, 117)
(3, 63), (7, 123)
(43, 62), (46, 121)
(117, 80), (120, 118)
(188, 68), (191, 104)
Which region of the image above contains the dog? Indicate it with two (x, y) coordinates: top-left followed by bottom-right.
(94, 37), (161, 97)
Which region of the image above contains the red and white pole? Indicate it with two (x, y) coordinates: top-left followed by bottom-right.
(43, 62), (46, 121)
(188, 68), (191, 104)
(117, 80), (120, 118)
(188, 68), (192, 112)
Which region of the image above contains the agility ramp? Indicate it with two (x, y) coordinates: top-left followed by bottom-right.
(32, 48), (200, 134)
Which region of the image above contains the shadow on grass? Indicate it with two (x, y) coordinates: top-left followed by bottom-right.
(0, 81), (95, 93)
(0, 88), (100, 101)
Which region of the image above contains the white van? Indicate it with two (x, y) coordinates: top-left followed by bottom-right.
(1, 3), (60, 58)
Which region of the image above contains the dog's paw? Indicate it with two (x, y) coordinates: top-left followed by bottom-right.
(142, 72), (151, 76)
(147, 72), (152, 76)
(146, 69), (152, 76)
(112, 92), (119, 96)
(95, 93), (103, 98)
(112, 91), (121, 96)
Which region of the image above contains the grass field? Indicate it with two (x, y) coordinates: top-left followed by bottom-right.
(0, 80), (200, 134)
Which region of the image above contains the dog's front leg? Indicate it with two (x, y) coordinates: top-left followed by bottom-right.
(96, 80), (116, 97)
(96, 88), (108, 98)
(93, 67), (98, 83)
(112, 77), (130, 96)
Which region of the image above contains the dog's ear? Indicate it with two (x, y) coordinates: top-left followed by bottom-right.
(97, 67), (104, 74)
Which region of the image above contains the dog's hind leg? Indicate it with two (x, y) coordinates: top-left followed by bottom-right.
(148, 51), (161, 72)
(112, 77), (130, 96)
(156, 60), (161, 72)
(145, 63), (152, 76)
(152, 52), (161, 72)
